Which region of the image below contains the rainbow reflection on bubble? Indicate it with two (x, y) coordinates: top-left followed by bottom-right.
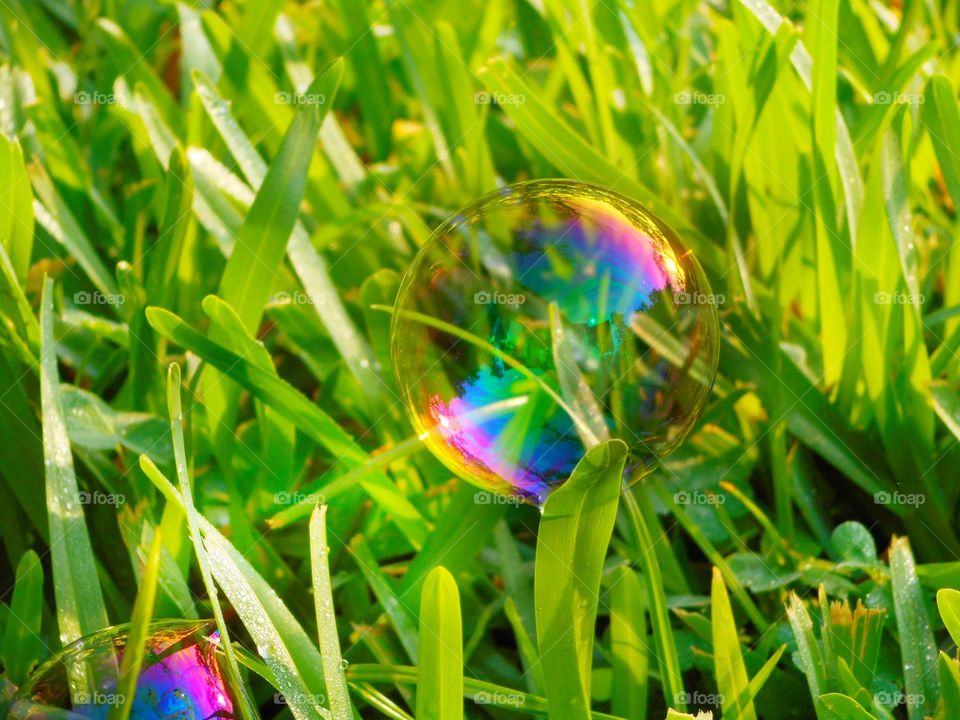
(391, 180), (720, 505)
(9, 622), (240, 720)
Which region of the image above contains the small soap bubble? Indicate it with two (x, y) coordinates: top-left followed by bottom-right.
(391, 180), (719, 505)
(10, 622), (241, 720)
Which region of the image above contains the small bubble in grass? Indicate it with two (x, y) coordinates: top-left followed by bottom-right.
(10, 622), (242, 720)
(390, 180), (720, 506)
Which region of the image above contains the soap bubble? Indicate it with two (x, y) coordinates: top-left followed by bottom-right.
(391, 180), (720, 505)
(9, 621), (241, 720)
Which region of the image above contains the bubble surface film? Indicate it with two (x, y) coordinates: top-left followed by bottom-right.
(391, 180), (720, 505)
(10, 622), (240, 720)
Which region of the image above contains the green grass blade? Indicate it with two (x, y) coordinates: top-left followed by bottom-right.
(536, 440), (627, 719)
(610, 565), (647, 720)
(818, 693), (878, 719)
(164, 365), (256, 720)
(889, 536), (939, 719)
(786, 593), (828, 720)
(937, 589), (960, 647)
(217, 61), (340, 332)
(108, 529), (163, 720)
(0, 550), (44, 685)
(310, 506), (354, 720)
(416, 567), (464, 720)
(622, 487), (686, 711)
(40, 277), (109, 645)
(931, 382), (960, 442)
(711, 568), (757, 720)
(923, 75), (960, 210)
(0, 134), (34, 285)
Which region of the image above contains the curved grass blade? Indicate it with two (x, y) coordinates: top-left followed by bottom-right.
(416, 567), (463, 720)
(536, 440), (627, 719)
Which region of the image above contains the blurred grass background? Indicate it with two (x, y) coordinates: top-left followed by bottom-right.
(1, 0), (960, 718)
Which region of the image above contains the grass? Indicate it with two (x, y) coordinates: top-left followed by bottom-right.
(0, 0), (959, 719)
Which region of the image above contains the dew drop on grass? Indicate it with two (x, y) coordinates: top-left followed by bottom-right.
(391, 179), (720, 506)
(9, 621), (241, 720)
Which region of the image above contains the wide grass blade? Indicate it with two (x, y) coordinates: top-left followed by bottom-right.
(536, 439), (627, 719)
(416, 567), (464, 720)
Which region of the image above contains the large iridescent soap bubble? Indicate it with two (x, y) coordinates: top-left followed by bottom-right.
(9, 621), (243, 720)
(391, 180), (720, 505)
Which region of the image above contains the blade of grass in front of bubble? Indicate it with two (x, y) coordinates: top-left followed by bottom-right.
(108, 529), (163, 720)
(310, 506), (354, 720)
(165, 365), (256, 720)
(536, 441), (627, 719)
(417, 567), (464, 720)
(375, 304), (600, 444)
